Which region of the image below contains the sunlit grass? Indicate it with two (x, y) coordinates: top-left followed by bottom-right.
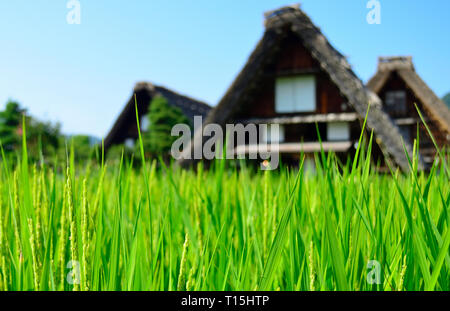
(0, 112), (448, 291)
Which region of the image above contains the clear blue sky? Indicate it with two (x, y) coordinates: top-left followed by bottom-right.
(1, 1), (449, 138)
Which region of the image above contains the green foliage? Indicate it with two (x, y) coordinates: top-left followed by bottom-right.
(62, 135), (95, 163)
(0, 141), (449, 291)
(25, 116), (61, 161)
(443, 92), (450, 109)
(140, 96), (190, 156)
(0, 101), (23, 152)
(106, 143), (135, 164)
(0, 100), (61, 161)
(0, 101), (449, 292)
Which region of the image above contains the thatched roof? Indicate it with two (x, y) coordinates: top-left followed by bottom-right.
(368, 56), (450, 133)
(104, 82), (211, 149)
(179, 5), (419, 171)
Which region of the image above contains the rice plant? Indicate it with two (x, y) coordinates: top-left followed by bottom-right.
(0, 116), (448, 291)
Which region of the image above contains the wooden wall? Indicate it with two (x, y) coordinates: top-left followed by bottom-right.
(378, 72), (447, 161)
(235, 33), (352, 119)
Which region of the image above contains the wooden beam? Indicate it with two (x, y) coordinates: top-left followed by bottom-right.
(394, 118), (428, 125)
(234, 141), (353, 155)
(237, 112), (358, 125)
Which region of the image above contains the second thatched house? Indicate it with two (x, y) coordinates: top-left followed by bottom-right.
(179, 5), (418, 171)
(368, 56), (450, 167)
(104, 82), (211, 150)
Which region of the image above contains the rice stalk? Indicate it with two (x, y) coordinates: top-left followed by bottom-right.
(177, 233), (190, 291)
(309, 241), (316, 291)
(81, 178), (89, 291)
(59, 179), (68, 288)
(66, 168), (79, 291)
(0, 185), (8, 291)
(28, 218), (39, 290)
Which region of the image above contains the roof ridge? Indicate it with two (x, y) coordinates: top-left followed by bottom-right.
(378, 56), (415, 72)
(264, 4), (301, 27)
(133, 81), (156, 92)
(264, 4), (301, 18)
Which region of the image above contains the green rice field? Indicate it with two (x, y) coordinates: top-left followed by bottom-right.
(0, 118), (449, 291)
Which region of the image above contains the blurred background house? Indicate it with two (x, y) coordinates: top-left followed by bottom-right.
(180, 5), (418, 171)
(368, 56), (450, 168)
(104, 82), (210, 159)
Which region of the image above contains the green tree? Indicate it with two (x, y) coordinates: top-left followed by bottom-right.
(443, 92), (450, 109)
(26, 116), (61, 161)
(0, 100), (61, 161)
(57, 135), (97, 164)
(140, 96), (190, 156)
(106, 143), (135, 164)
(0, 101), (23, 152)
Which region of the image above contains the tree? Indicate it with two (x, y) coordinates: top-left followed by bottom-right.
(0, 100), (61, 161)
(0, 101), (23, 152)
(57, 135), (98, 164)
(140, 96), (190, 157)
(443, 92), (450, 109)
(25, 116), (61, 161)
(106, 143), (135, 164)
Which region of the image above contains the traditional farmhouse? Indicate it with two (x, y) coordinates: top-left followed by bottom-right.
(104, 82), (211, 150)
(180, 5), (418, 171)
(367, 56), (450, 167)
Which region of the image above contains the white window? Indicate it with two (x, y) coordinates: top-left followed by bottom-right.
(385, 90), (407, 115)
(327, 122), (350, 141)
(141, 116), (151, 131)
(275, 75), (316, 113)
(124, 138), (135, 149)
(262, 124), (285, 143)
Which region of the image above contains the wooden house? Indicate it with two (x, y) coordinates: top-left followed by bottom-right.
(368, 56), (450, 167)
(104, 82), (211, 150)
(180, 5), (417, 171)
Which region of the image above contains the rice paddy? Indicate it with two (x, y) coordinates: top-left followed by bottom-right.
(0, 119), (449, 291)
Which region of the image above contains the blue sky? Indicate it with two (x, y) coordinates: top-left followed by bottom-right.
(0, 1), (449, 138)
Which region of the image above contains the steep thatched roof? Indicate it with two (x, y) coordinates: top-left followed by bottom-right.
(179, 5), (419, 171)
(368, 56), (450, 133)
(104, 82), (211, 149)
